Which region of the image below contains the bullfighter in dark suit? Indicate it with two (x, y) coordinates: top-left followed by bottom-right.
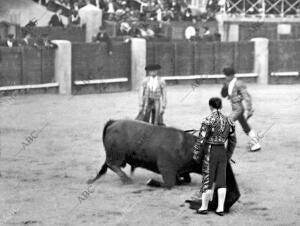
(1, 34), (18, 48)
(48, 9), (64, 27)
(193, 97), (236, 216)
(95, 26), (113, 55)
(221, 67), (261, 152)
(19, 31), (38, 48)
(137, 64), (167, 126)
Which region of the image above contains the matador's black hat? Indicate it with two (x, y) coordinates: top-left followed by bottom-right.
(145, 64), (161, 71)
(7, 33), (14, 39)
(223, 67), (235, 76)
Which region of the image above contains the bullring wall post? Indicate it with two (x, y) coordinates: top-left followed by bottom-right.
(251, 38), (269, 85)
(52, 40), (72, 95)
(131, 38), (146, 91)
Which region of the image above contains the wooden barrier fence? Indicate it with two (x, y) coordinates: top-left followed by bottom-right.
(0, 47), (56, 87)
(0, 39), (299, 96)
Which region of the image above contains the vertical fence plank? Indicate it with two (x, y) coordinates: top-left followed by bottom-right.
(154, 42), (174, 76)
(214, 42), (235, 74)
(72, 42), (131, 81)
(174, 41), (194, 75)
(0, 48), (22, 85)
(234, 41), (254, 73)
(22, 47), (43, 84)
(41, 48), (55, 83)
(194, 42), (215, 75)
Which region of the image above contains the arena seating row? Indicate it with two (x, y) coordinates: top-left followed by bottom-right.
(36, 0), (216, 22)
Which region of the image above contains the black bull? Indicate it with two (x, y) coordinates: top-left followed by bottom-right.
(88, 119), (240, 211)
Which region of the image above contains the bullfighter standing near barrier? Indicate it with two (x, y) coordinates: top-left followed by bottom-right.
(193, 97), (236, 216)
(137, 64), (167, 126)
(221, 67), (261, 152)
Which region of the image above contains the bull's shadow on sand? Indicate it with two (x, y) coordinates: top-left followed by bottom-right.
(87, 119), (240, 212)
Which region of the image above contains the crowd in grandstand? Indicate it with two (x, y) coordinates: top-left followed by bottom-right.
(36, 0), (217, 22)
(0, 1), (294, 51)
(34, 0), (300, 21)
(0, 32), (58, 49)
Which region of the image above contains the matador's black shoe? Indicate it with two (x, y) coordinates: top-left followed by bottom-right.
(195, 209), (208, 215)
(215, 211), (224, 216)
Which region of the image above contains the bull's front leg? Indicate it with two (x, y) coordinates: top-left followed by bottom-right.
(156, 157), (177, 189)
(161, 168), (176, 189)
(146, 168), (176, 189)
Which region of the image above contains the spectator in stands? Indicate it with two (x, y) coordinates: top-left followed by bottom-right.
(99, 0), (108, 11)
(25, 18), (38, 29)
(19, 31), (38, 48)
(162, 8), (174, 21)
(95, 26), (113, 55)
(107, 0), (116, 20)
(1, 34), (18, 48)
(137, 23), (155, 39)
(34, 0), (49, 5)
(203, 26), (211, 36)
(186, 18), (201, 41)
(171, 0), (182, 20)
(182, 7), (193, 21)
(115, 3), (127, 21)
(119, 22), (133, 36)
(37, 33), (58, 49)
(207, 0), (220, 13)
(185, 25), (196, 41)
(69, 10), (81, 25)
(48, 9), (64, 27)
(126, 7), (140, 22)
(143, 0), (159, 21)
(119, 22), (136, 42)
(19, 32), (31, 46)
(73, 1), (80, 10)
(202, 26), (212, 41)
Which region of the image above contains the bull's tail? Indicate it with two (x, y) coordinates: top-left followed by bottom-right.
(87, 120), (116, 184)
(87, 162), (108, 184)
(102, 120), (116, 141)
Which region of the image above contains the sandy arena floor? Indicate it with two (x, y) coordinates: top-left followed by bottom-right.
(0, 84), (299, 226)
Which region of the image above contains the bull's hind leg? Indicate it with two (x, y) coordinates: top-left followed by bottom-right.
(107, 164), (132, 184)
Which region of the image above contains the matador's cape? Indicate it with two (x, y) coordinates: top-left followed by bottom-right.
(185, 163), (240, 212)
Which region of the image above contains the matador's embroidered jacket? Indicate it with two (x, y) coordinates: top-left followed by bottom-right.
(193, 110), (237, 162)
(139, 76), (167, 110)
